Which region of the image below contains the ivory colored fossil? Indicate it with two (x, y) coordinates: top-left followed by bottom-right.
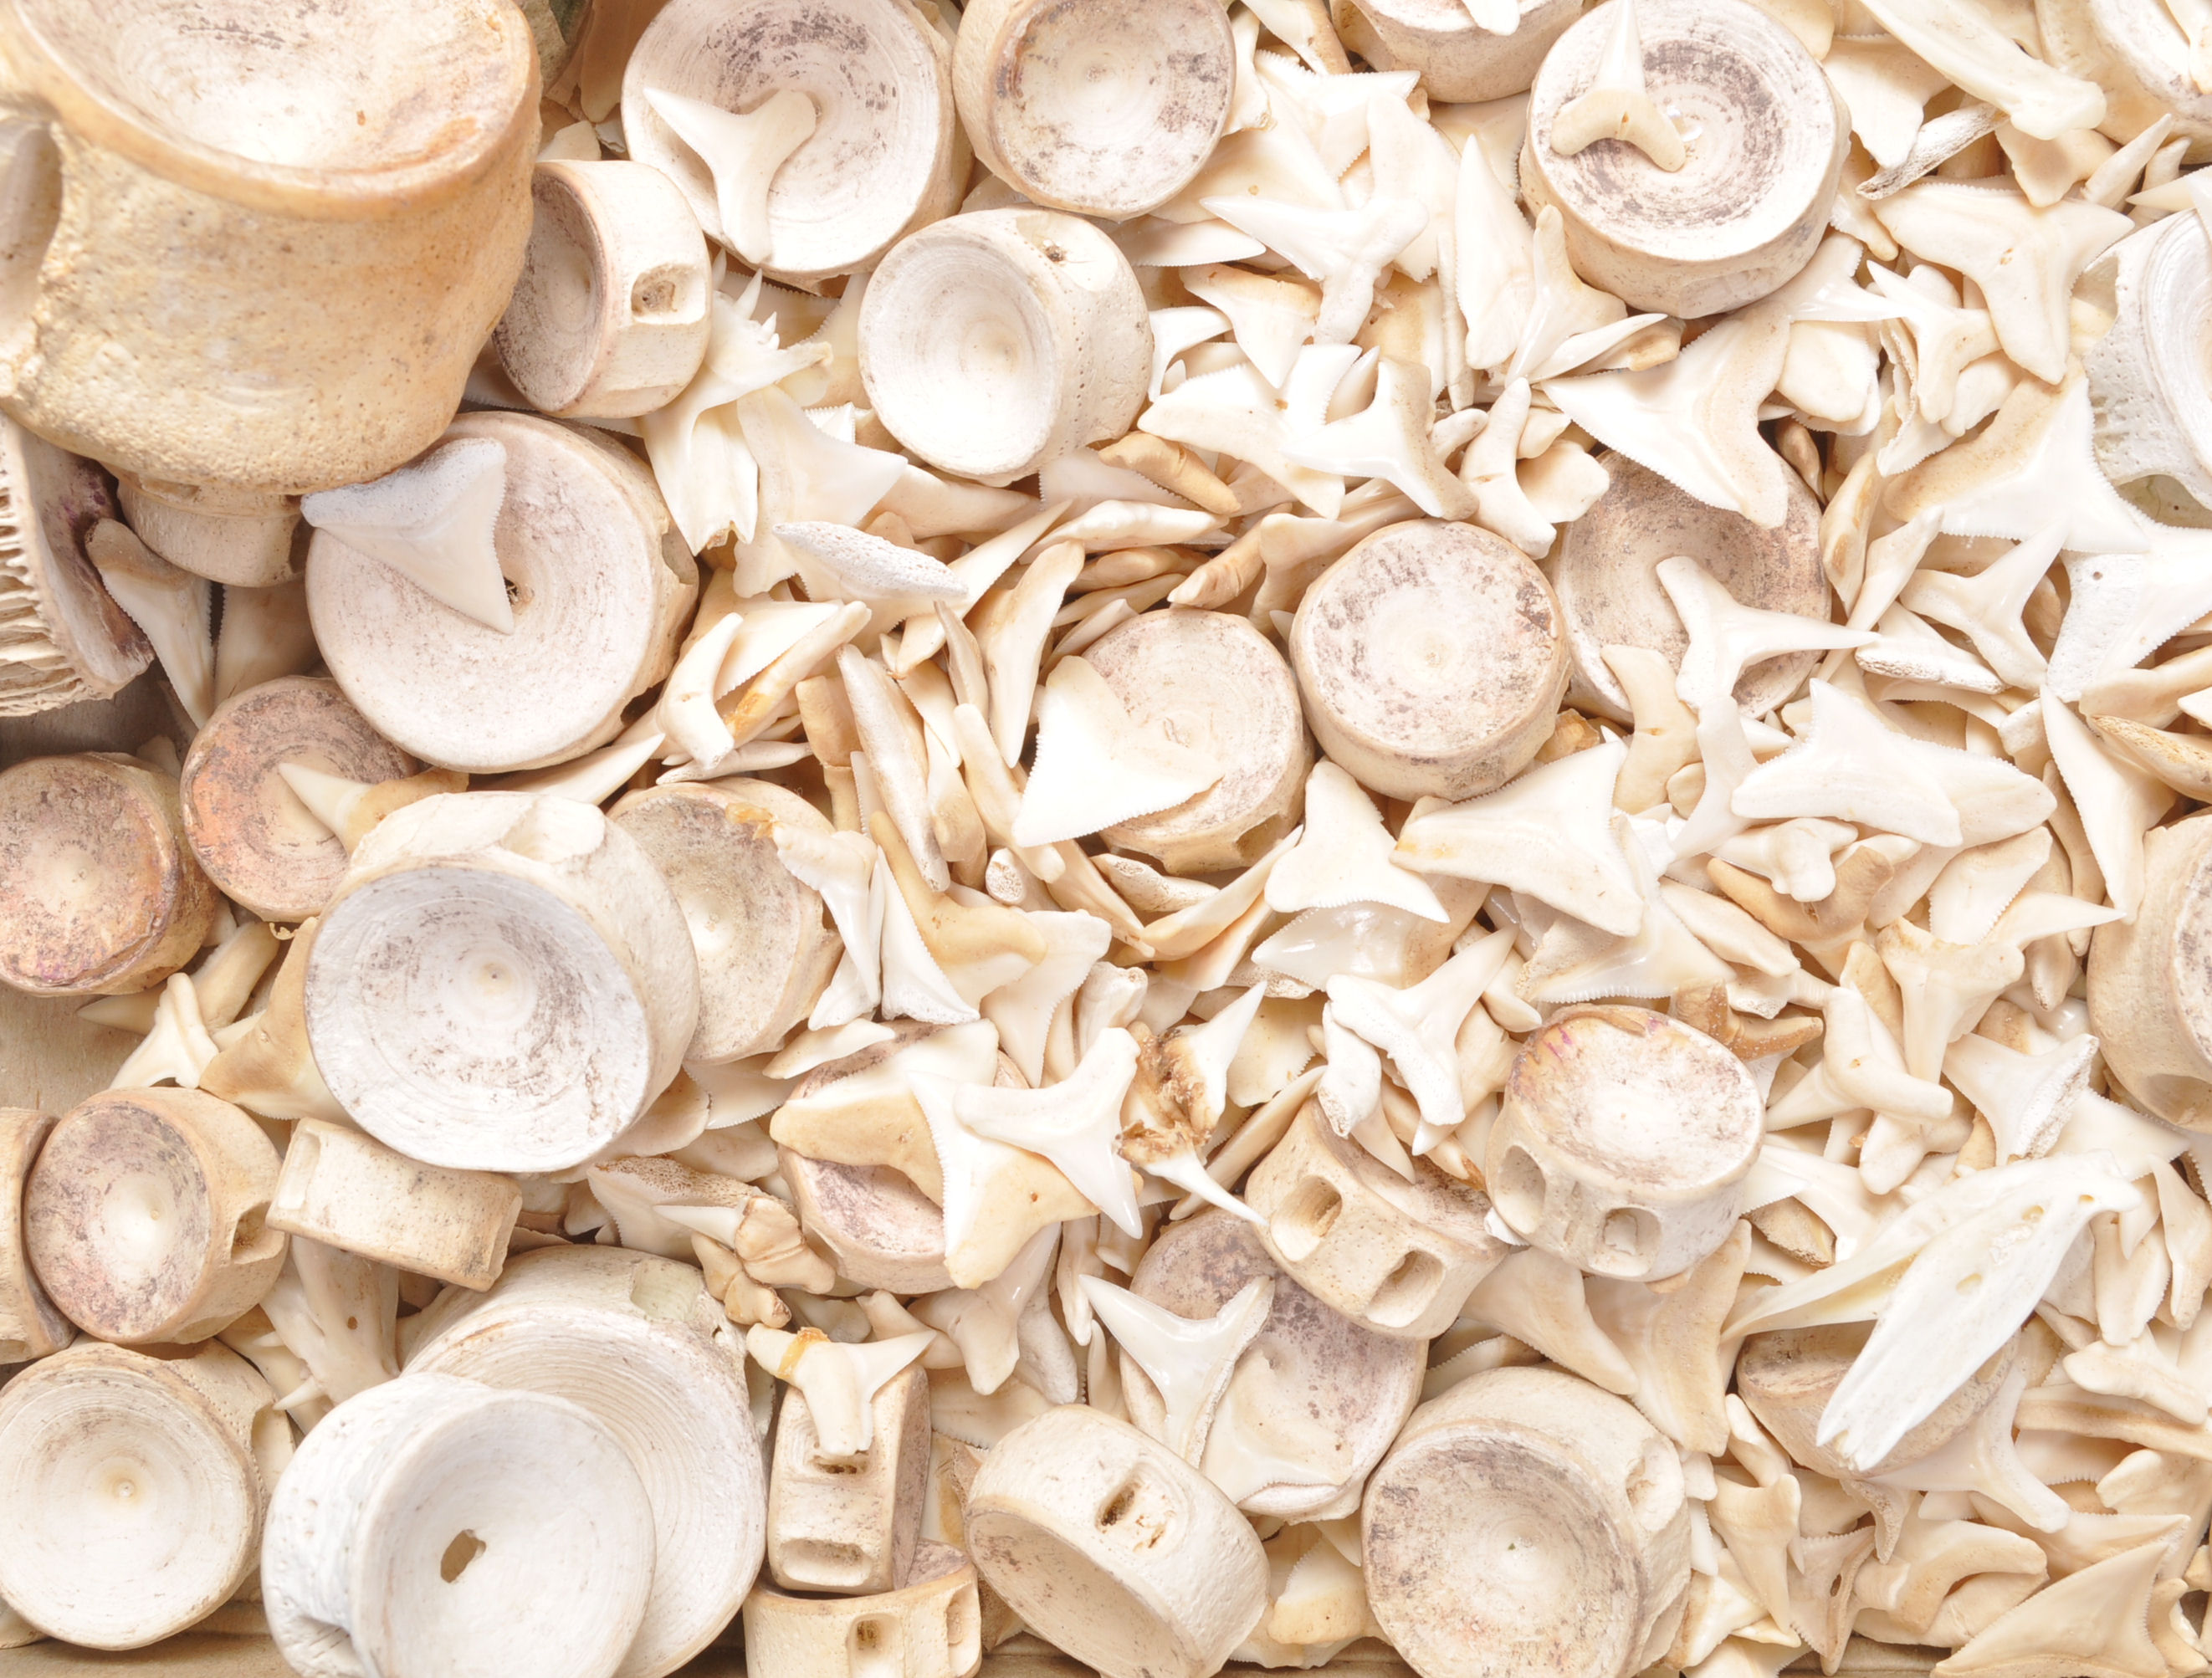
(1734, 1324), (2017, 1481)
(1362, 1366), (1692, 1678)
(745, 1539), (983, 1678)
(1521, 0), (1846, 318)
(304, 791), (700, 1174)
(0, 751), (218, 996)
(2088, 811), (2212, 1128)
(178, 675), (419, 924)
(622, 0), (966, 284)
(1551, 455), (1826, 723)
(0, 0), (535, 498)
(1344, 0), (1584, 100)
(0, 418), (150, 715)
(21, 1086), (285, 1345)
(860, 209), (1154, 485)
(965, 1404), (1270, 1678)
(1083, 608), (1310, 876)
(1125, 1209), (1425, 1519)
(0, 1107), (66, 1362)
(1245, 1101), (1504, 1340)
(610, 778), (841, 1065)
(2083, 211), (2212, 509)
(1487, 1005), (1764, 1282)
(769, 1362), (930, 1595)
(1288, 519), (1569, 803)
(494, 159), (713, 419)
(406, 1246), (766, 1678)
(268, 1118), (521, 1292)
(264, 1372), (655, 1678)
(308, 411), (696, 775)
(113, 476), (301, 589)
(953, 0), (1236, 218)
(0, 1338), (276, 1649)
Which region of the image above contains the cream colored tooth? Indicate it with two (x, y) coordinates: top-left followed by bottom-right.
(87, 518), (214, 725)
(1548, 0), (1686, 169)
(495, 158), (714, 418)
(1202, 194), (1430, 345)
(1013, 655), (1222, 848)
(0, 1341), (277, 1650)
(910, 1071), (1095, 1288)
(1823, 38), (1953, 169)
(109, 972), (219, 1091)
(1327, 931), (1514, 1138)
(2042, 691), (2174, 920)
(1269, 761), (1447, 922)
(953, 1026), (1144, 1236)
(1288, 355), (1475, 520)
(301, 437), (514, 634)
(23, 1086), (284, 1346)
(1183, 264), (1320, 388)
(979, 908), (1111, 1086)
(0, 752), (218, 998)
(212, 576), (316, 708)
(1083, 1272), (1273, 1462)
(773, 823), (885, 1028)
(624, 0), (962, 284)
(861, 210), (1152, 486)
(955, 0), (1235, 217)
(1139, 346), (1358, 519)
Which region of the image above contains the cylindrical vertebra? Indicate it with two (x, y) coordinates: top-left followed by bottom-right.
(23, 1087), (285, 1344)
(745, 1540), (983, 1678)
(965, 1405), (1268, 1678)
(860, 208), (1153, 486)
(269, 1118), (522, 1291)
(0, 751), (218, 995)
(180, 675), (418, 923)
(1552, 456), (1827, 723)
(1363, 1366), (1692, 1678)
(113, 475), (301, 588)
(1489, 1005), (1764, 1281)
(263, 1372), (656, 1678)
(1289, 520), (1569, 804)
(2085, 213), (2212, 511)
(769, 1363), (931, 1595)
(1246, 1102), (1504, 1340)
(1086, 609), (1311, 876)
(2091, 812), (2212, 1129)
(305, 790), (701, 1174)
(406, 1246), (767, 1678)
(0, 417), (149, 715)
(495, 159), (712, 419)
(622, 0), (965, 284)
(0, 1339), (274, 1649)
(1127, 1209), (1424, 1520)
(0, 0), (535, 496)
(0, 1107), (67, 1362)
(953, 0), (1234, 218)
(1345, 0), (1582, 100)
(611, 778), (840, 1065)
(308, 411), (696, 775)
(1520, 0), (1846, 318)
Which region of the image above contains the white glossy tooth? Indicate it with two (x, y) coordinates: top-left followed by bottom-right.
(301, 437), (513, 634)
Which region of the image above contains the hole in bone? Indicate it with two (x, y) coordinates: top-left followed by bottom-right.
(785, 1539), (869, 1589)
(1094, 1471), (1175, 1550)
(1591, 1207), (1660, 1276)
(1368, 1249), (1445, 1328)
(1272, 1176), (1343, 1262)
(439, 1530), (486, 1583)
(849, 1613), (903, 1678)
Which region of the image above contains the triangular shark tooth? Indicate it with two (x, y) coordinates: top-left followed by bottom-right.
(301, 437), (513, 633)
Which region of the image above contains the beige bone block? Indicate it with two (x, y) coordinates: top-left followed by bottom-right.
(269, 1118), (521, 1291)
(745, 1540), (984, 1678)
(770, 1363), (932, 1596)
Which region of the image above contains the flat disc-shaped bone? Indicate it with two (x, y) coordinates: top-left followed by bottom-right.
(1086, 608), (1311, 876)
(179, 674), (419, 923)
(744, 1540), (982, 1678)
(965, 1404), (1269, 1678)
(23, 1087), (285, 1345)
(1520, 0), (1846, 318)
(305, 791), (700, 1174)
(1363, 1365), (1692, 1678)
(612, 778), (840, 1064)
(264, 1373), (656, 1678)
(2089, 811), (2212, 1127)
(861, 208), (1154, 486)
(622, 0), (965, 284)
(0, 1108), (68, 1362)
(494, 158), (713, 418)
(1346, 0), (1585, 101)
(0, 1339), (272, 1649)
(1246, 1099), (1504, 1339)
(1289, 519), (1569, 802)
(1735, 1324), (2016, 1479)
(1552, 454), (1826, 722)
(1127, 1209), (1425, 1518)
(268, 1118), (521, 1292)
(308, 412), (695, 775)
(407, 1246), (767, 1678)
(1489, 1005), (1764, 1281)
(0, 418), (150, 715)
(954, 0), (1236, 217)
(0, 752), (218, 995)
(2084, 212), (2212, 510)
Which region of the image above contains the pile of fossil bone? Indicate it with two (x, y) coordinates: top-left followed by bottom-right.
(12, 0), (2212, 1675)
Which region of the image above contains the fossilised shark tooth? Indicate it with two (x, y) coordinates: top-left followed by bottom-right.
(301, 437), (514, 635)
(642, 87), (817, 269)
(1546, 0), (1685, 170)
(1081, 1272), (1274, 1461)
